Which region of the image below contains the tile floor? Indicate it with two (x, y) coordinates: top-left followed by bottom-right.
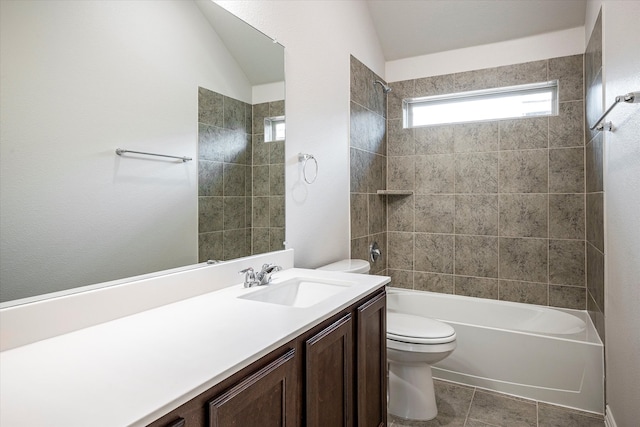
(388, 380), (604, 427)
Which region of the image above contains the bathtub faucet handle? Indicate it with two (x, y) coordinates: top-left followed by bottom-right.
(370, 241), (382, 263)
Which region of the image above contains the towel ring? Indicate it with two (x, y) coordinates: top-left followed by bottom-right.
(299, 153), (318, 184)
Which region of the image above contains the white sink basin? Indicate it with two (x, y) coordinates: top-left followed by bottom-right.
(238, 277), (355, 307)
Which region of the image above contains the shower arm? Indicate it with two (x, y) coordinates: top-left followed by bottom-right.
(373, 79), (392, 94)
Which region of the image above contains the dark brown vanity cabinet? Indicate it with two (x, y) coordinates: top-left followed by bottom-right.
(305, 314), (354, 427)
(149, 289), (386, 427)
(355, 292), (387, 427)
(304, 290), (387, 427)
(209, 349), (297, 427)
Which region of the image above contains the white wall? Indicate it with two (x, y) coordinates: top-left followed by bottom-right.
(216, 1), (386, 268)
(583, 1), (640, 423)
(0, 0), (252, 301)
(386, 27), (585, 82)
(600, 1), (640, 425)
(252, 81), (286, 105)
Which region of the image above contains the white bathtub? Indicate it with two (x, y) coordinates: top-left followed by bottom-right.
(387, 288), (604, 414)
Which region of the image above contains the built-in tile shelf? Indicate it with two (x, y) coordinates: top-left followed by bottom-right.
(376, 190), (413, 196)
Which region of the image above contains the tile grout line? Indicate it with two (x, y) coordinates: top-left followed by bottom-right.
(463, 385), (477, 427)
(547, 103), (551, 306)
(453, 124), (457, 295)
(412, 124), (417, 290)
(497, 121), (501, 300)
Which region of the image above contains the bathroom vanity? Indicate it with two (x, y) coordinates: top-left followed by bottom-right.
(150, 287), (386, 427)
(0, 252), (389, 427)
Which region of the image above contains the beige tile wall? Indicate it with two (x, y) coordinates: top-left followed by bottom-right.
(252, 101), (286, 254)
(384, 55), (588, 309)
(197, 88), (285, 261)
(350, 56), (387, 275)
(198, 87), (253, 261)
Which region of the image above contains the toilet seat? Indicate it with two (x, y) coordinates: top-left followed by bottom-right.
(387, 312), (456, 344)
(386, 311), (457, 421)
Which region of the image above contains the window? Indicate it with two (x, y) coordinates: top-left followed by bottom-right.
(403, 80), (558, 128)
(264, 116), (286, 142)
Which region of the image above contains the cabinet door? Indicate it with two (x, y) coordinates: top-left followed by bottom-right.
(305, 314), (354, 427)
(162, 418), (185, 427)
(208, 348), (297, 427)
(356, 291), (387, 427)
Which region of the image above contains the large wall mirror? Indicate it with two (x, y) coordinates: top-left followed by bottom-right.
(0, 0), (285, 304)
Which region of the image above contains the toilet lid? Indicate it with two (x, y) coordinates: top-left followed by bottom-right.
(387, 312), (456, 344)
(317, 259), (370, 274)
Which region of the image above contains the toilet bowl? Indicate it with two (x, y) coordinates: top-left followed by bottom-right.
(316, 259), (456, 421)
(387, 312), (456, 421)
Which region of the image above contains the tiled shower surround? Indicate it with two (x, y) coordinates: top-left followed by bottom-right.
(350, 56), (387, 275)
(198, 87), (285, 261)
(251, 101), (286, 255)
(585, 11), (605, 339)
(351, 54), (591, 310)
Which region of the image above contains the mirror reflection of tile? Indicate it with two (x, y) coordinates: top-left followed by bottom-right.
(198, 87), (285, 262)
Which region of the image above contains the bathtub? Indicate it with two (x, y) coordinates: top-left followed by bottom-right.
(387, 288), (604, 414)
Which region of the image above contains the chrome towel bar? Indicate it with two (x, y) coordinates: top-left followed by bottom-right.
(115, 148), (192, 162)
(590, 91), (639, 131)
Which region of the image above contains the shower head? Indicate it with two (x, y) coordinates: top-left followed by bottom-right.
(373, 80), (392, 94)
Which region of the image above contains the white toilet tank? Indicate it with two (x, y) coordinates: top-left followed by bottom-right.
(317, 259), (370, 274)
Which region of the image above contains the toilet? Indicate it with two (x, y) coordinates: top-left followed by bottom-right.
(316, 258), (371, 274)
(317, 259), (457, 421)
(387, 312), (456, 420)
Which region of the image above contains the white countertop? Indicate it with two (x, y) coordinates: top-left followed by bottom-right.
(0, 268), (388, 427)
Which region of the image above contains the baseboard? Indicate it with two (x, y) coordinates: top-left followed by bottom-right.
(604, 405), (617, 427)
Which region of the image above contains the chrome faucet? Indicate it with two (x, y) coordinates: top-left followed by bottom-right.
(240, 267), (258, 288)
(256, 263), (282, 286)
(240, 264), (282, 288)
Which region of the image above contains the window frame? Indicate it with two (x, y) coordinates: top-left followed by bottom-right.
(264, 115), (286, 142)
(403, 80), (559, 128)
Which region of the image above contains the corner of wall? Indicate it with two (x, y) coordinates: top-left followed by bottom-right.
(585, 0), (604, 45)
